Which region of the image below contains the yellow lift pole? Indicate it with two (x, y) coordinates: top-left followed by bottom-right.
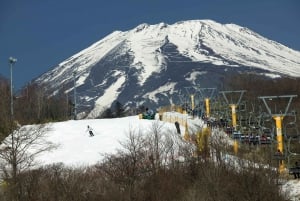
(220, 90), (246, 131)
(259, 95), (297, 173)
(274, 115), (284, 153)
(199, 88), (216, 118)
(191, 94), (195, 111)
(185, 86), (200, 118)
(230, 104), (237, 129)
(220, 90), (246, 154)
(205, 98), (210, 117)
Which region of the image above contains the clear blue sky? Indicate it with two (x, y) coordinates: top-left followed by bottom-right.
(1, 0), (299, 90)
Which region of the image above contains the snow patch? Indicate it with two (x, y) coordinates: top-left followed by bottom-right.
(87, 72), (126, 118)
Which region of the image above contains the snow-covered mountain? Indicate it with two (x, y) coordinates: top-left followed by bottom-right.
(35, 19), (300, 118)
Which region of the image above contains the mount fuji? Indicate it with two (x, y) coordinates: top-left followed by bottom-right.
(34, 19), (300, 118)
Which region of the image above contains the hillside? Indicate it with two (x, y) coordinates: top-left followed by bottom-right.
(35, 115), (188, 166)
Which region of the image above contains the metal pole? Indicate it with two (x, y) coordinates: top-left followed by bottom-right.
(73, 72), (77, 120)
(8, 57), (17, 181)
(10, 61), (13, 118)
(9, 57), (17, 120)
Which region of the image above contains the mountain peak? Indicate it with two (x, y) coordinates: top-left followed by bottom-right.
(134, 23), (150, 32)
(35, 19), (300, 118)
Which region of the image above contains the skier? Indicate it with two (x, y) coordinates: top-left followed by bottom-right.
(86, 125), (94, 137)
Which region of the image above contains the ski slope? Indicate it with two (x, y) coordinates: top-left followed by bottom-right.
(34, 114), (199, 167)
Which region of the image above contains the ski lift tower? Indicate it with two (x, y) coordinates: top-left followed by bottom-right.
(185, 86), (200, 116)
(258, 95), (298, 156)
(219, 90), (246, 130)
(198, 88), (216, 118)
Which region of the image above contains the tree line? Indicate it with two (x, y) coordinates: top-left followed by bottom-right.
(0, 77), (73, 140)
(0, 76), (139, 141)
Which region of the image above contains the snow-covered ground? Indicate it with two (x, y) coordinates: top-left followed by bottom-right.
(35, 115), (184, 166)
(31, 112), (205, 167)
(283, 179), (300, 201)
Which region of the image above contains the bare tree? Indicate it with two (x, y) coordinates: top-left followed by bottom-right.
(0, 77), (10, 141)
(0, 124), (57, 201)
(209, 128), (232, 165)
(144, 121), (165, 171)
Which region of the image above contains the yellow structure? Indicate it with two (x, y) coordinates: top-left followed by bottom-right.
(220, 90), (246, 130)
(259, 95), (298, 173)
(138, 113), (143, 119)
(190, 94), (195, 111)
(230, 104), (237, 129)
(199, 88), (216, 118)
(184, 121), (190, 141)
(273, 115), (286, 173)
(233, 140), (238, 155)
(219, 90), (246, 155)
(205, 98), (210, 117)
(274, 116), (284, 153)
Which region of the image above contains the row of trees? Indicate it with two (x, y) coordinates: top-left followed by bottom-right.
(0, 76), (131, 136)
(0, 77), (73, 139)
(222, 74), (300, 111)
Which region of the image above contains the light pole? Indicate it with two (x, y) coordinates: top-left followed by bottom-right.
(9, 57), (17, 120)
(73, 72), (77, 120)
(8, 57), (17, 184)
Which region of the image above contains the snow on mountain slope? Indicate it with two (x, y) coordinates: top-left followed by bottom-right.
(37, 19), (300, 89)
(34, 19), (300, 118)
(143, 82), (177, 104)
(165, 20), (300, 74)
(87, 71), (126, 118)
(127, 23), (168, 85)
(199, 21), (300, 74)
(37, 31), (127, 93)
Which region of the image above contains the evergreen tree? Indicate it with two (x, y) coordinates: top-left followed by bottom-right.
(101, 108), (114, 118)
(114, 101), (125, 117)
